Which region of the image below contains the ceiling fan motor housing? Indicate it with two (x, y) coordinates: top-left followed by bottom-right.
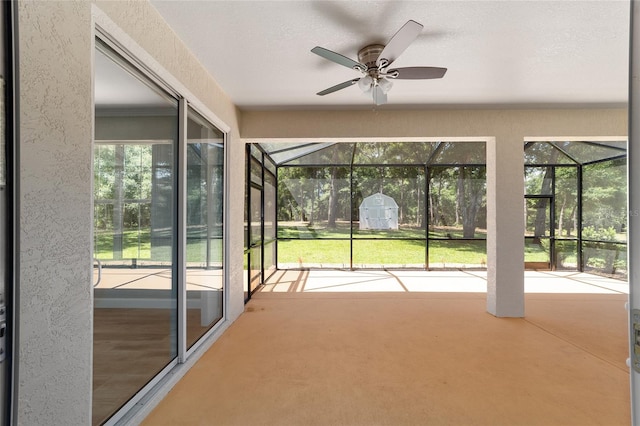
(358, 44), (385, 70)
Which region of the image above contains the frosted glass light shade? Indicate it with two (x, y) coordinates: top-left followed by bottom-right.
(357, 75), (374, 91)
(378, 77), (393, 94)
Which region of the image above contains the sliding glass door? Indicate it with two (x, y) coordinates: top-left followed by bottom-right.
(93, 39), (226, 425)
(185, 109), (224, 349)
(93, 42), (178, 425)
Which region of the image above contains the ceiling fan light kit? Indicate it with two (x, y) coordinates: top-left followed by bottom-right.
(311, 20), (447, 106)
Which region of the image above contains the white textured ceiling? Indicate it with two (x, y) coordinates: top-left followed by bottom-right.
(149, 0), (630, 110)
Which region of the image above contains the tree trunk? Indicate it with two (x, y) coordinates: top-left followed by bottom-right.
(462, 191), (482, 238)
(327, 167), (338, 228)
(459, 167), (484, 239)
(557, 196), (566, 236)
(455, 170), (462, 226)
(416, 178), (421, 226)
(399, 180), (405, 224)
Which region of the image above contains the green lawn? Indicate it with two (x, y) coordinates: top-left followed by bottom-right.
(94, 229), (222, 263)
(99, 225), (624, 276)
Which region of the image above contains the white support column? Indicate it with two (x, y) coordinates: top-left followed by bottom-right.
(486, 137), (525, 317)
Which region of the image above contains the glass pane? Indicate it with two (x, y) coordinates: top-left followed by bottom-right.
(277, 240), (350, 268)
(430, 142), (485, 165)
(185, 107), (224, 350)
(93, 43), (178, 425)
(582, 158), (627, 243)
(352, 240), (425, 268)
(428, 166), (487, 239)
(428, 240), (487, 269)
(278, 166), (351, 239)
(582, 241), (627, 279)
(353, 166), (425, 238)
(554, 239), (578, 270)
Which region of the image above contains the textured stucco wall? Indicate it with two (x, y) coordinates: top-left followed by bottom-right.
(17, 1), (93, 424)
(16, 0), (244, 424)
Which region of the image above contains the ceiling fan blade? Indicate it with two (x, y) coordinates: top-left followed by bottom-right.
(311, 46), (367, 71)
(372, 86), (387, 106)
(390, 67), (447, 80)
(317, 79), (359, 96)
(376, 20), (423, 67)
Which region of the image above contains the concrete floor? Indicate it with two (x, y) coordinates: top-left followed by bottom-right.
(142, 270), (630, 425)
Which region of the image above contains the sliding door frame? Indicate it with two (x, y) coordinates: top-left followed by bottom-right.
(93, 22), (229, 426)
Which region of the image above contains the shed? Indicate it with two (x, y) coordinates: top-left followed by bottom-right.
(359, 193), (399, 230)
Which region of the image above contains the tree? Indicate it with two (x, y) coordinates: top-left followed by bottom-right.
(457, 166), (486, 238)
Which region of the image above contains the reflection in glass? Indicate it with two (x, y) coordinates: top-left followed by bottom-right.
(93, 43), (177, 425)
(185, 108), (224, 349)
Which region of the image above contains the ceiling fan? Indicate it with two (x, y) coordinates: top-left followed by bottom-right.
(311, 20), (447, 106)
